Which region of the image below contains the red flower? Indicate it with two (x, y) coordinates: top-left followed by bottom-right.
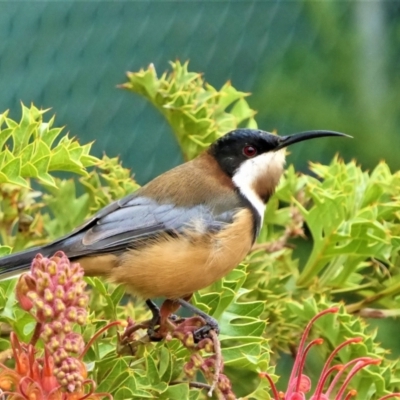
(0, 333), (111, 400)
(2, 252), (117, 400)
(260, 307), (400, 400)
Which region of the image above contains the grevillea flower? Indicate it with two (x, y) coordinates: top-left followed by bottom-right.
(16, 252), (88, 393)
(173, 317), (235, 399)
(0, 251), (115, 400)
(260, 307), (400, 400)
(0, 332), (111, 400)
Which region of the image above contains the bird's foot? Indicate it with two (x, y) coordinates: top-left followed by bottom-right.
(145, 299), (182, 341)
(177, 298), (219, 342)
(145, 299), (162, 340)
(192, 318), (219, 342)
(121, 298), (219, 346)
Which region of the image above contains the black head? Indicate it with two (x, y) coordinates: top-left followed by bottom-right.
(208, 128), (350, 177)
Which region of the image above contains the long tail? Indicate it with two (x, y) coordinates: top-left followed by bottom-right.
(0, 245), (55, 279)
(0, 231), (88, 280)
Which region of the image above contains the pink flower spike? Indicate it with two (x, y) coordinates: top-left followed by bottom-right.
(335, 358), (380, 400)
(297, 374), (311, 394)
(289, 393), (306, 400)
(286, 307), (338, 398)
(325, 357), (375, 398)
(379, 394), (400, 400)
(310, 395), (329, 400)
(293, 339), (323, 393)
(312, 364), (343, 399)
(313, 337), (363, 397)
(259, 372), (280, 400)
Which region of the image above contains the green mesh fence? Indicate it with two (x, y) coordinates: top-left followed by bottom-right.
(0, 1), (400, 183)
(0, 1), (398, 178)
(1, 0), (400, 384)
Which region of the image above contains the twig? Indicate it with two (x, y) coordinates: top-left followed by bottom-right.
(29, 322), (42, 347)
(120, 321), (150, 342)
(80, 320), (121, 359)
(357, 308), (400, 319)
(208, 329), (222, 398)
(251, 205), (305, 253)
(171, 381), (212, 391)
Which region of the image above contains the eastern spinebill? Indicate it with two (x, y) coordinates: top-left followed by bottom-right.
(0, 128), (349, 336)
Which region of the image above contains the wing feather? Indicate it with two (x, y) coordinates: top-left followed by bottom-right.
(77, 196), (236, 253)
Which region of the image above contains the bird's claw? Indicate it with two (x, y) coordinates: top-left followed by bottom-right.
(147, 313), (182, 341)
(193, 316), (219, 342)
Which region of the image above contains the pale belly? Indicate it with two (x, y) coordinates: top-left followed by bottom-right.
(110, 209), (254, 299)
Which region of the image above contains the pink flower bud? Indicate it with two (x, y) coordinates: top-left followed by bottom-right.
(16, 275), (35, 311)
(53, 298), (66, 313)
(48, 337), (61, 351)
(43, 304), (54, 319)
(65, 287), (76, 301)
(54, 285), (65, 299)
(27, 291), (38, 301)
(57, 271), (67, 285)
(77, 295), (88, 308)
(183, 362), (195, 378)
(190, 353), (204, 368)
(56, 370), (65, 379)
(44, 288), (54, 302)
(41, 325), (53, 340)
(54, 348), (68, 363)
(63, 321), (72, 333)
(66, 307), (77, 322)
(47, 260), (57, 276)
(76, 310), (87, 325)
(183, 332), (195, 348)
(14, 252), (93, 394)
(34, 298), (45, 310)
(51, 320), (63, 334)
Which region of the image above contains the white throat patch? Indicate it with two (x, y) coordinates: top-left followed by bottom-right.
(232, 149), (286, 225)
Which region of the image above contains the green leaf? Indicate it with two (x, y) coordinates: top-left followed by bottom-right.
(0, 104), (99, 191)
(122, 61), (257, 159)
(0, 157), (28, 187)
(114, 387), (135, 399)
(159, 383), (190, 399)
(96, 357), (131, 393)
(0, 246), (11, 257)
(110, 284), (126, 308)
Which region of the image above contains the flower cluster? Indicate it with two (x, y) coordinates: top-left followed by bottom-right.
(0, 332), (111, 400)
(0, 252), (115, 400)
(16, 252), (88, 393)
(261, 307), (400, 400)
(173, 317), (235, 400)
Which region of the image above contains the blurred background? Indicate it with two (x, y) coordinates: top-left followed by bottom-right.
(0, 0), (399, 389)
(0, 1), (399, 184)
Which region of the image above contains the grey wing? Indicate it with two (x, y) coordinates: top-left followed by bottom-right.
(55, 196), (236, 257)
(0, 193), (237, 278)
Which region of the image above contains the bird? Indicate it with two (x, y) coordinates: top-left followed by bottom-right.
(0, 128), (349, 338)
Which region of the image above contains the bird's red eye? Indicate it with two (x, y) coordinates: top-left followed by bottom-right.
(243, 145), (257, 158)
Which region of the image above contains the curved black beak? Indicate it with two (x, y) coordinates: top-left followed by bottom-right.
(275, 130), (352, 151)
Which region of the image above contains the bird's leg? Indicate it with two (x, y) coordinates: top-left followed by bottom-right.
(145, 298), (219, 342)
(121, 300), (160, 342)
(145, 299), (161, 327)
(146, 299), (182, 340)
(178, 298), (219, 341)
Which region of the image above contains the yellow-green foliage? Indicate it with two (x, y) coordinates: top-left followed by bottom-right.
(121, 61), (257, 160)
(0, 63), (399, 399)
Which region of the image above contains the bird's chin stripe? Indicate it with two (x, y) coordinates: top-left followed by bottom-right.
(237, 187), (265, 225)
(231, 150), (286, 226)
